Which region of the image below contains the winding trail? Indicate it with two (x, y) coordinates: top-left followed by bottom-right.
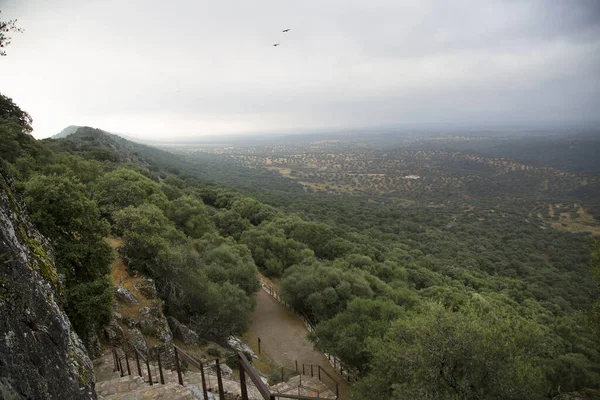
(248, 289), (351, 399)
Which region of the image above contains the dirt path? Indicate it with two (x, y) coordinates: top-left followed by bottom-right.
(248, 289), (351, 399)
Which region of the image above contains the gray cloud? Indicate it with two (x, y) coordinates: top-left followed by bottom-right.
(0, 0), (599, 138)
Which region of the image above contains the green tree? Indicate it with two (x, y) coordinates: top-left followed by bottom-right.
(95, 168), (167, 217)
(0, 93), (32, 132)
(114, 203), (185, 277)
(166, 194), (214, 238)
(241, 226), (314, 277)
(65, 277), (114, 337)
(22, 173), (114, 339)
(191, 281), (254, 338)
(281, 259), (374, 321)
(232, 197), (275, 225)
(287, 220), (334, 259)
(352, 300), (550, 400)
(310, 298), (404, 374)
(214, 209), (252, 240)
(201, 243), (260, 295)
(23, 173), (112, 282)
(587, 239), (600, 338)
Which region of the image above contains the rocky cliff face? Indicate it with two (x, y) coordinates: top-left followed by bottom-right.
(0, 161), (96, 400)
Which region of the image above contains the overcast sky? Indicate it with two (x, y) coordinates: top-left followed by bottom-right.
(1, 0), (599, 139)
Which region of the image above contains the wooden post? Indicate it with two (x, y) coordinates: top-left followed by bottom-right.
(318, 365), (321, 381)
(199, 362), (209, 400)
(302, 364), (305, 375)
(146, 357), (153, 385)
(258, 337), (261, 354)
(173, 347), (183, 386)
(125, 353), (131, 376)
(135, 351), (142, 377)
(295, 360), (298, 372)
(311, 364), (314, 377)
(215, 359), (225, 400)
(157, 353), (165, 384)
(238, 355), (249, 400)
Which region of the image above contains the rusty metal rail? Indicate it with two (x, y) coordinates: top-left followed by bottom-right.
(259, 276), (357, 385)
(173, 344), (329, 400)
(111, 344), (169, 386)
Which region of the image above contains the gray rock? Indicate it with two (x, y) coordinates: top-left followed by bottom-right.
(0, 160), (96, 399)
(127, 328), (147, 355)
(186, 385), (219, 400)
(104, 319), (124, 344)
(85, 330), (103, 359)
(139, 305), (173, 343)
(114, 285), (139, 305)
(150, 343), (176, 369)
(115, 312), (137, 329)
(227, 336), (257, 359)
(220, 363), (233, 377)
(133, 279), (157, 299)
(167, 316), (199, 345)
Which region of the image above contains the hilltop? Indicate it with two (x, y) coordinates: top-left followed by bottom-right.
(52, 125), (81, 138)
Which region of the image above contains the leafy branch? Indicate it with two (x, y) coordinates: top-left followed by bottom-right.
(0, 11), (23, 56)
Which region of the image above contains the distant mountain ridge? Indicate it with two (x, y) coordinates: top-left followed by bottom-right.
(52, 125), (153, 144)
(52, 125), (81, 139)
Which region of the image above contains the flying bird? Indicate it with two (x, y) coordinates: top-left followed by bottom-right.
(283, 29), (291, 32)
(273, 43), (280, 47)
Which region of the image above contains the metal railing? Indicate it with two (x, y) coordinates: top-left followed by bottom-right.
(112, 343), (337, 399)
(173, 345), (328, 400)
(173, 345), (216, 400)
(295, 363), (339, 399)
(259, 276), (358, 384)
(111, 345), (169, 386)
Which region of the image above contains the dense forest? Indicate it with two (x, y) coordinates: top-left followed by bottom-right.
(1, 93), (599, 399)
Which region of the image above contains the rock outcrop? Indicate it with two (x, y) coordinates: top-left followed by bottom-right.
(133, 279), (158, 299)
(228, 336), (258, 359)
(115, 285), (139, 305)
(167, 316), (199, 345)
(103, 319), (125, 345)
(127, 327), (148, 354)
(0, 160), (96, 399)
(139, 304), (173, 343)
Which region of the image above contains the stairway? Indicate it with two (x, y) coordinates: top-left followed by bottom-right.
(270, 375), (337, 399)
(94, 351), (198, 399)
(93, 351), (266, 400)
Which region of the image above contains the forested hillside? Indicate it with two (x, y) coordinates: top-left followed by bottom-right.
(1, 93), (599, 399)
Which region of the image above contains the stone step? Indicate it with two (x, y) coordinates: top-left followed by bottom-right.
(94, 350), (300, 400)
(96, 375), (147, 397)
(270, 375), (337, 399)
(102, 382), (197, 400)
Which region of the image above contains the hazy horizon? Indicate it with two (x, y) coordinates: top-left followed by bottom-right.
(1, 0), (599, 140)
